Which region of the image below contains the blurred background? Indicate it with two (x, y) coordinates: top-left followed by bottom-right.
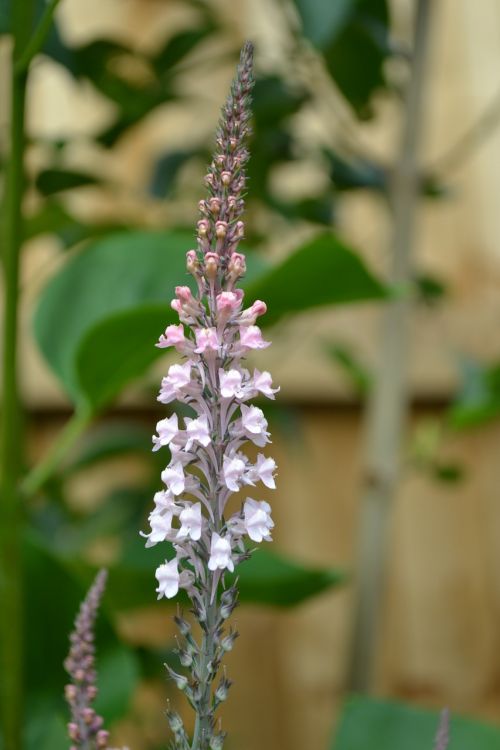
(3, 0), (500, 748)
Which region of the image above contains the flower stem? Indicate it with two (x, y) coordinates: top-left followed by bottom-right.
(0, 2), (34, 745)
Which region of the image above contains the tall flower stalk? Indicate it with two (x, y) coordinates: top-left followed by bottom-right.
(143, 41), (278, 750)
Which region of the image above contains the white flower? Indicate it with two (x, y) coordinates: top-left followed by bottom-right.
(219, 368), (244, 399)
(142, 512), (174, 547)
(208, 533), (234, 572)
(240, 404), (270, 447)
(158, 362), (192, 403)
(152, 414), (179, 452)
(155, 558), (180, 599)
(184, 416), (211, 451)
(161, 461), (185, 495)
(252, 369), (279, 399)
(177, 502), (203, 541)
(243, 499), (274, 542)
(223, 454), (247, 492)
(151, 489), (176, 515)
(252, 454), (276, 489)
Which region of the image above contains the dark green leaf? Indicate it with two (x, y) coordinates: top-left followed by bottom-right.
(415, 273), (446, 305)
(253, 76), (309, 127)
(0, 0), (8, 34)
(35, 168), (101, 196)
(293, 0), (353, 49)
(448, 359), (500, 429)
(81, 536), (344, 611)
(149, 149), (199, 198)
(94, 646), (140, 721)
(332, 696), (500, 750)
(152, 26), (216, 76)
(325, 149), (387, 191)
(64, 420), (153, 474)
(433, 462), (464, 483)
(247, 233), (388, 326)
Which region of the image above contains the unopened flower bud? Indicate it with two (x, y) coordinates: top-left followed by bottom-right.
(186, 250), (198, 274)
(86, 684), (98, 700)
(229, 137), (238, 152)
(215, 221), (228, 239)
(65, 684), (77, 702)
(221, 171), (232, 186)
(166, 665), (189, 691)
(220, 629), (239, 653)
(82, 707), (95, 724)
(173, 613), (191, 636)
(68, 723), (79, 742)
(178, 649), (193, 667)
(233, 220), (245, 239)
(214, 676), (232, 704)
(208, 197), (221, 215)
(227, 252), (246, 280)
(197, 219), (209, 237)
(96, 729), (109, 748)
(167, 710), (184, 733)
(204, 252), (219, 280)
(216, 154), (226, 166)
(210, 733), (226, 750)
(74, 668), (85, 682)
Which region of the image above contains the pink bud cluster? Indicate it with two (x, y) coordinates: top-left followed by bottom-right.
(64, 570), (109, 750)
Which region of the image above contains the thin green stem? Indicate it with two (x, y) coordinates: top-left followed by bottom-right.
(14, 0), (62, 74)
(0, 6), (32, 747)
(22, 408), (92, 496)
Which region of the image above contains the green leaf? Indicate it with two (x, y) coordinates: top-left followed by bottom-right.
(84, 536), (344, 610)
(149, 149), (200, 198)
(151, 26), (216, 76)
(332, 696), (500, 750)
(64, 420), (153, 474)
(94, 646), (140, 721)
(292, 0), (354, 49)
(448, 359), (500, 429)
(246, 233), (387, 326)
(0, 0), (8, 34)
(33, 230), (193, 404)
(326, 342), (372, 395)
(35, 168), (101, 196)
(325, 149), (387, 191)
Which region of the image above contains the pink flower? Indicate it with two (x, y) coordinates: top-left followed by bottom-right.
(223, 453), (247, 492)
(184, 416), (211, 451)
(161, 461), (185, 495)
(194, 327), (219, 354)
(152, 414), (179, 452)
(216, 291), (241, 315)
(142, 512), (174, 547)
(219, 368), (244, 399)
(155, 559), (180, 599)
(240, 405), (270, 447)
(239, 325), (270, 350)
(177, 502), (203, 541)
(238, 300), (267, 326)
(156, 323), (185, 349)
(208, 533), (234, 572)
(243, 499), (274, 542)
(252, 454), (276, 489)
(252, 369), (279, 399)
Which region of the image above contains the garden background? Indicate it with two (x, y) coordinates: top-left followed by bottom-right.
(2, 0), (500, 749)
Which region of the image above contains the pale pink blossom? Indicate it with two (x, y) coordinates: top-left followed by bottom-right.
(151, 489), (177, 516)
(156, 323), (185, 349)
(223, 454), (247, 492)
(161, 461), (185, 495)
(195, 327), (219, 354)
(208, 533), (234, 572)
(240, 405), (271, 446)
(252, 454), (276, 489)
(184, 416), (211, 451)
(252, 369), (279, 399)
(155, 559), (180, 599)
(177, 502), (203, 541)
(158, 362), (193, 404)
(219, 368), (244, 399)
(237, 300), (267, 326)
(239, 325), (270, 350)
(142, 513), (174, 547)
(152, 414), (179, 452)
(216, 291), (241, 316)
(243, 499), (274, 542)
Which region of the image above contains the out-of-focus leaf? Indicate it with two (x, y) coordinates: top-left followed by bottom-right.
(35, 168), (101, 196)
(326, 342), (372, 395)
(77, 536), (344, 611)
(33, 231), (193, 404)
(448, 359), (500, 429)
(149, 149), (199, 198)
(94, 646), (140, 721)
(151, 26), (216, 76)
(247, 233), (388, 326)
(415, 273), (446, 305)
(64, 421), (153, 474)
(275, 194), (335, 226)
(253, 76), (309, 127)
(293, 0), (390, 118)
(326, 149), (387, 191)
(25, 710), (68, 750)
(0, 0), (8, 34)
(332, 696), (500, 750)
(433, 462), (464, 483)
(34, 230), (267, 409)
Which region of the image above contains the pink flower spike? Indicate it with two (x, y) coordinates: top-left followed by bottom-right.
(156, 323), (185, 349)
(194, 327), (219, 354)
(239, 325), (270, 350)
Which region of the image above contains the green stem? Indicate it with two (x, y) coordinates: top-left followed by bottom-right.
(14, 0), (62, 74)
(22, 408), (92, 496)
(0, 17), (31, 750)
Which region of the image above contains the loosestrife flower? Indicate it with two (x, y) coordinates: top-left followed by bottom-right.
(144, 41), (279, 750)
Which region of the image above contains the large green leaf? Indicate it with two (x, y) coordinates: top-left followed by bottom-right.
(332, 696), (500, 749)
(34, 230), (385, 410)
(246, 232), (387, 326)
(292, 0), (390, 118)
(78, 536), (345, 611)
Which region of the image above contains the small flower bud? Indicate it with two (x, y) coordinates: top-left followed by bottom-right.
(64, 684), (77, 702)
(186, 250), (198, 274)
(208, 197), (221, 215)
(82, 707), (95, 724)
(96, 729), (109, 748)
(229, 137), (238, 151)
(227, 252), (246, 280)
(210, 733), (226, 750)
(198, 199), (208, 214)
(174, 613), (191, 636)
(204, 252), (219, 280)
(220, 629), (239, 653)
(197, 219), (210, 237)
(74, 668), (85, 682)
(166, 665), (189, 691)
(214, 676), (232, 704)
(178, 649), (193, 668)
(215, 221), (228, 239)
(167, 709), (184, 733)
(216, 154), (226, 166)
(67, 723), (79, 742)
(221, 171), (232, 186)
